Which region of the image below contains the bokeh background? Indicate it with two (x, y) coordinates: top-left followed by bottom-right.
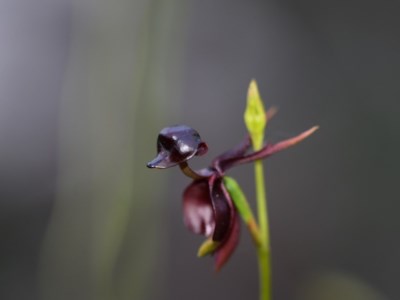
(0, 0), (399, 300)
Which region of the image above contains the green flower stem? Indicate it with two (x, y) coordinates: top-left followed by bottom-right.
(179, 162), (207, 180)
(254, 159), (271, 300)
(244, 80), (271, 300)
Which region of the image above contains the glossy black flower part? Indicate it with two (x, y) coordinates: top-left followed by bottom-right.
(147, 122), (318, 270)
(146, 125), (208, 169)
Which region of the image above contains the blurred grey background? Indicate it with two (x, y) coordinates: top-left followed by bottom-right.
(0, 0), (399, 300)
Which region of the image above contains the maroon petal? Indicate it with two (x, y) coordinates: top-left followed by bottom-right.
(183, 180), (215, 237)
(211, 107), (279, 173)
(214, 212), (240, 271)
(209, 176), (232, 242)
(229, 126), (319, 168)
(212, 135), (251, 173)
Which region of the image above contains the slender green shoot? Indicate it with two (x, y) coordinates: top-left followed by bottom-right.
(244, 80), (271, 300)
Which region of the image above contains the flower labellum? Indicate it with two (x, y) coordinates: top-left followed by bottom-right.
(146, 125), (208, 169)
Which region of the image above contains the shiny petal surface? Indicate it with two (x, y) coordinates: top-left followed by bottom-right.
(214, 213), (240, 271)
(147, 125), (208, 169)
(146, 151), (179, 169)
(209, 176), (232, 242)
(183, 180), (215, 237)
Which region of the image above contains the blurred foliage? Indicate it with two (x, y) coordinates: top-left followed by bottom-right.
(40, 1), (185, 300)
(0, 0), (395, 299)
(297, 271), (387, 300)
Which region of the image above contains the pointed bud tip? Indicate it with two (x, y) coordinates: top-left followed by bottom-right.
(244, 79), (267, 149)
(245, 80), (266, 114)
(247, 79), (261, 105)
(248, 79), (259, 97)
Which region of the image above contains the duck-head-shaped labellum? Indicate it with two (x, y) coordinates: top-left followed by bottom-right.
(146, 125), (208, 169)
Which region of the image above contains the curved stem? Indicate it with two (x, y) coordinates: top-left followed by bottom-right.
(179, 162), (207, 180)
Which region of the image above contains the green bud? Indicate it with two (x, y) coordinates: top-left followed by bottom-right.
(244, 80), (267, 150)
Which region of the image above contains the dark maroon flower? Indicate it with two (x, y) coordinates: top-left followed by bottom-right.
(147, 122), (317, 270)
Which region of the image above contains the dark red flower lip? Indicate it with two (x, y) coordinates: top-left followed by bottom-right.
(182, 174), (240, 270)
(183, 179), (216, 237)
(182, 176), (233, 242)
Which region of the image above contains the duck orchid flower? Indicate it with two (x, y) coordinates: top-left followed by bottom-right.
(147, 119), (317, 271)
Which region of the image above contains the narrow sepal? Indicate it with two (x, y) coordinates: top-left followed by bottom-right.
(209, 176), (232, 241)
(231, 126), (319, 167)
(266, 106), (278, 120)
(197, 238), (220, 257)
(212, 135), (251, 173)
(214, 213), (240, 271)
(212, 107), (279, 173)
